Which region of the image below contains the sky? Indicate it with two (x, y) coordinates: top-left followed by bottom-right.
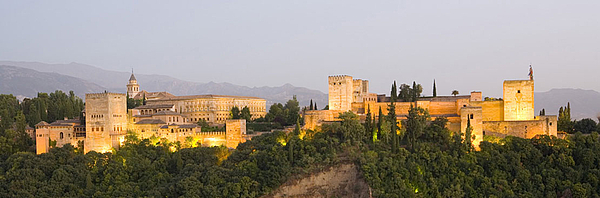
(1, 1), (599, 97)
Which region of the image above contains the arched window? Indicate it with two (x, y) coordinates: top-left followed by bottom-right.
(60, 132), (64, 139)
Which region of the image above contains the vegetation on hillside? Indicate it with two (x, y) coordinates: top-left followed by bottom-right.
(2, 91), (600, 197)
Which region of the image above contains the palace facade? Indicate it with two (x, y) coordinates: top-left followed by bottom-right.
(35, 73), (266, 154)
(304, 71), (557, 148)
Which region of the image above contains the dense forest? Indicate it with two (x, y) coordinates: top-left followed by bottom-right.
(2, 90), (600, 197)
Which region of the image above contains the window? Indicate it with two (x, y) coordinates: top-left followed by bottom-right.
(470, 114), (474, 119)
(517, 90), (521, 93)
(60, 132), (64, 139)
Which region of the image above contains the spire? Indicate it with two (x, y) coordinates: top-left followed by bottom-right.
(129, 69), (137, 81)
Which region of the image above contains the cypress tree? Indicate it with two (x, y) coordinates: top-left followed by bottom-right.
(433, 79), (437, 97)
(389, 81), (398, 153)
(309, 99), (314, 110)
(314, 103), (317, 110)
(365, 105), (372, 140)
(377, 106), (383, 141)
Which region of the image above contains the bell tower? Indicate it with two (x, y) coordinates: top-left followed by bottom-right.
(127, 70), (140, 99)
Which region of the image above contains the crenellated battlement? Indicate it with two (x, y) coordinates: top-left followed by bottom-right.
(86, 92), (126, 98)
(328, 75), (352, 82)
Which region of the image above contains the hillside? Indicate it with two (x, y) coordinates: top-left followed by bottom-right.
(265, 163), (370, 198)
(535, 88), (600, 120)
(0, 61), (328, 106)
(0, 65), (105, 99)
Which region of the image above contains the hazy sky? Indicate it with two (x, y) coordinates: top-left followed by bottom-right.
(1, 1), (599, 97)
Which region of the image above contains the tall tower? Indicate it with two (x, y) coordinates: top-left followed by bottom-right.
(127, 71), (140, 98)
(328, 75), (354, 111)
(503, 80), (535, 121)
(85, 93), (128, 153)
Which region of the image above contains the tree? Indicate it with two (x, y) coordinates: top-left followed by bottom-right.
(14, 110), (32, 152)
(322, 105), (328, 110)
(398, 84), (411, 102)
(433, 79), (437, 97)
(403, 106), (430, 151)
(539, 109), (546, 116)
(389, 81), (399, 152)
(314, 103), (317, 110)
(452, 90), (459, 96)
(558, 103), (574, 133)
(365, 105), (373, 141)
(231, 106), (241, 119)
(284, 96), (300, 126)
(240, 106), (252, 121)
(309, 99), (314, 110)
(410, 81), (422, 102)
(574, 118), (597, 134)
(377, 107), (384, 141)
(464, 118), (473, 152)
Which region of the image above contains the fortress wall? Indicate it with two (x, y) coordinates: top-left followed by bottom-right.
(483, 118), (555, 139)
(461, 107), (483, 148)
(470, 101), (504, 121)
(428, 101), (458, 115)
(303, 110), (343, 130)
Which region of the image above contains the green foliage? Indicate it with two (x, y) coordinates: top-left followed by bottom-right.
(398, 82), (423, 102)
(402, 106), (430, 151)
(452, 90), (459, 96)
(574, 118), (597, 134)
(558, 103), (574, 133)
(264, 96), (300, 126)
(126, 94), (143, 109)
(196, 119), (225, 132)
(240, 106), (252, 121)
(231, 106), (241, 119)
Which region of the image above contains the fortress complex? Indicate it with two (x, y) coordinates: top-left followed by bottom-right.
(35, 72), (265, 154)
(305, 71), (557, 147)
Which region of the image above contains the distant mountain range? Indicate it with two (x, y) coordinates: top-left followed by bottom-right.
(0, 61), (598, 120)
(535, 88), (600, 120)
(0, 61), (328, 107)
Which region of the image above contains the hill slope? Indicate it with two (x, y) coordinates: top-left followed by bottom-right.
(0, 65), (105, 99)
(535, 88), (600, 120)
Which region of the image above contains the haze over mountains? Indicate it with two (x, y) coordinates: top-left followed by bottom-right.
(0, 61), (598, 120)
(0, 61), (328, 107)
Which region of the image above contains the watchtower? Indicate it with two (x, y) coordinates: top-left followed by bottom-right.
(503, 80), (534, 121)
(328, 75), (354, 111)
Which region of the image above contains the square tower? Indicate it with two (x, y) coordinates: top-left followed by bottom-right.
(328, 75), (354, 111)
(85, 93), (128, 153)
(226, 119), (246, 149)
(503, 80), (534, 121)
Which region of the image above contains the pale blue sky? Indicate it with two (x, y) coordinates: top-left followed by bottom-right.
(1, 1), (599, 97)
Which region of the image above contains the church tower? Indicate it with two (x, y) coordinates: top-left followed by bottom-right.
(127, 71), (140, 98)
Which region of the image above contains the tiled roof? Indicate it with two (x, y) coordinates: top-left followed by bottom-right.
(153, 111), (180, 116)
(35, 121), (50, 126)
(152, 94), (263, 101)
(134, 104), (175, 109)
(136, 119), (167, 125)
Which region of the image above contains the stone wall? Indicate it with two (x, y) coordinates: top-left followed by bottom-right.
(226, 119), (246, 148)
(470, 100), (504, 121)
(85, 93), (127, 153)
(461, 107), (483, 148)
(483, 115), (557, 139)
(328, 75), (354, 111)
(503, 80), (534, 121)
